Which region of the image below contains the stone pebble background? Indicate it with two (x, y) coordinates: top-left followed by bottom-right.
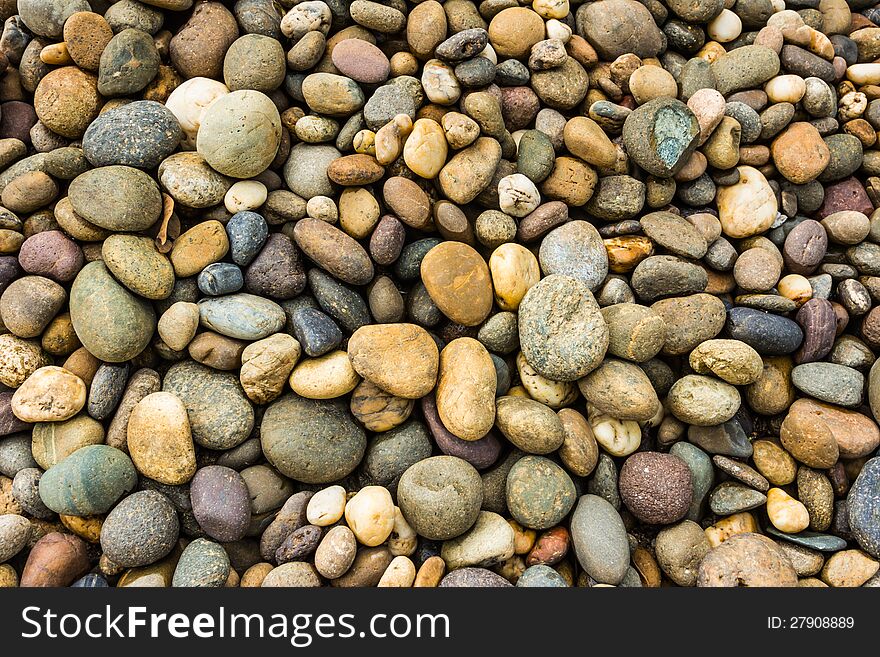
(0, 0), (879, 588)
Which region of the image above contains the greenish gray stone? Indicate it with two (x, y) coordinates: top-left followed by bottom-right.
(570, 494), (629, 585)
(506, 455), (576, 530)
(69, 261), (156, 363)
(361, 421), (433, 492)
(516, 130), (556, 183)
(710, 45), (780, 96)
(516, 564), (568, 587)
(261, 394), (366, 484)
(198, 293), (285, 340)
(670, 441), (714, 522)
(98, 28), (161, 97)
(100, 490), (179, 567)
(622, 97), (700, 178)
(68, 165), (162, 231)
(172, 539), (230, 587)
(163, 361), (254, 450)
(708, 481), (767, 515)
(38, 445), (137, 516)
(791, 362), (864, 408)
(518, 274), (609, 381)
(398, 456), (482, 541)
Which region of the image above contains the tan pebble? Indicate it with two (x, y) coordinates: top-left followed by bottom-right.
(344, 485), (395, 547)
(588, 411), (641, 457)
(388, 506), (417, 557)
(820, 549), (879, 587)
(240, 562), (274, 587)
(239, 333), (301, 405)
(767, 487), (810, 534)
(510, 519), (537, 555)
(403, 118), (448, 179)
(157, 302), (200, 351)
(704, 512), (759, 547)
(377, 555), (416, 587)
(11, 366), (86, 423)
(413, 555), (445, 587)
(314, 526), (357, 580)
(436, 338), (497, 440)
(127, 391), (196, 486)
(288, 350), (360, 399)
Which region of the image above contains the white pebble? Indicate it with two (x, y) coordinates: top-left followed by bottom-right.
(306, 485), (346, 526)
(545, 19), (572, 43)
(764, 75), (806, 103)
(708, 9), (742, 43)
(498, 173), (540, 218)
(224, 180), (267, 213)
(589, 409), (641, 456)
(165, 77), (230, 150)
(306, 195), (338, 222)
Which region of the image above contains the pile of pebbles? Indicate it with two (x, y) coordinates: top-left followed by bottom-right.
(2, 0), (880, 589)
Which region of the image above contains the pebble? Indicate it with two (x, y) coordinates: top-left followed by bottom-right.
(172, 538), (230, 588)
(697, 533), (797, 587)
(99, 490), (178, 567)
(12, 366), (86, 423)
(398, 456), (482, 541)
(38, 445), (136, 516)
(506, 456), (576, 530)
(261, 394), (366, 484)
(570, 494), (629, 585)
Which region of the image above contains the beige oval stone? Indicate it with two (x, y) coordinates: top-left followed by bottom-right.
(767, 487), (810, 534)
(716, 166), (778, 238)
(347, 323), (439, 399)
(562, 116), (617, 169)
(12, 366), (86, 422)
(289, 349), (360, 399)
(488, 243), (540, 311)
(127, 391), (196, 485)
(403, 118), (447, 179)
(338, 187), (381, 239)
(689, 339), (763, 385)
(578, 358), (660, 421)
(307, 485), (346, 527)
(436, 338), (496, 441)
(157, 302), (200, 352)
(377, 555), (416, 587)
(344, 485), (395, 547)
(820, 549), (879, 587)
(240, 333), (301, 405)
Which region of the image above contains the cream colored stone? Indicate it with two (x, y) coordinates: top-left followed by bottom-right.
(11, 366), (86, 422)
(344, 485), (395, 547)
(708, 9), (742, 42)
(306, 485), (347, 527)
(403, 118), (448, 179)
(224, 180), (267, 214)
(127, 391), (196, 485)
(717, 166), (778, 238)
(588, 409), (641, 456)
(421, 59), (460, 105)
(767, 487), (810, 534)
(388, 506), (417, 557)
(488, 243), (540, 311)
(377, 555), (416, 587)
(288, 350), (359, 399)
(764, 75), (806, 103)
(306, 195), (338, 222)
(165, 77), (230, 150)
(498, 173), (540, 218)
(517, 352), (577, 409)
